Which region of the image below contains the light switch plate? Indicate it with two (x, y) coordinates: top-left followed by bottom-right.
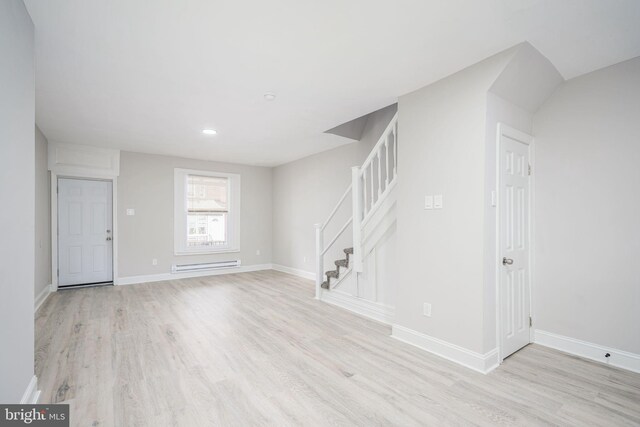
(126, 208), (135, 216)
(424, 195), (433, 210)
(491, 190), (497, 207)
(434, 195), (443, 209)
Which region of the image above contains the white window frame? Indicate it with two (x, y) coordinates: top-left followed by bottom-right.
(174, 168), (241, 255)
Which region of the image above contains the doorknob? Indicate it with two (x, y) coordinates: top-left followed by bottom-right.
(106, 237), (112, 241)
(502, 257), (513, 265)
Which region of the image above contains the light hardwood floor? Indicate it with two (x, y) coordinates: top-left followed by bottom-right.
(36, 270), (640, 426)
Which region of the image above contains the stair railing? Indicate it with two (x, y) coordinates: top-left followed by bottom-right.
(314, 185), (352, 298)
(314, 111), (398, 298)
(359, 112), (399, 223)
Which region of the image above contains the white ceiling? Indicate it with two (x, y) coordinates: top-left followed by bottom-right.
(25, 0), (640, 166)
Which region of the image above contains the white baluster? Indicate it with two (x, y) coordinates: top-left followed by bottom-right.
(393, 124), (397, 178)
(385, 135), (390, 187)
(377, 150), (382, 197)
(369, 162), (374, 205)
(362, 166), (368, 215)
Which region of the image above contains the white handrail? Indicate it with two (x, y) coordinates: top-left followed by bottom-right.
(321, 184), (352, 231)
(321, 217), (353, 257)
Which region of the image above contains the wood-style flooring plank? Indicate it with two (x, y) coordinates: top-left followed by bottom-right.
(35, 270), (640, 426)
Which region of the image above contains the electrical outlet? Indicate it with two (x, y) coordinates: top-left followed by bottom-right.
(126, 208), (135, 216)
(423, 303), (432, 317)
(152, 259), (158, 266)
(256, 249), (261, 256)
(303, 256), (307, 263)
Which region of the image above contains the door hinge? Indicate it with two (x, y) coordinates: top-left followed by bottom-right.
(528, 164), (532, 176)
(529, 316), (533, 327)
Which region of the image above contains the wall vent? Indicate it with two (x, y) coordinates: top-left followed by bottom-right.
(171, 260), (240, 273)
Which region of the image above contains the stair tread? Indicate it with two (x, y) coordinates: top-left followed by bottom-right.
(326, 270), (339, 278)
(335, 259), (348, 267)
(344, 247), (354, 255)
(321, 281), (329, 289)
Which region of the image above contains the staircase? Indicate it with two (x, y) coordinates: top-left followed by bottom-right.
(314, 111), (398, 299)
(321, 247), (353, 289)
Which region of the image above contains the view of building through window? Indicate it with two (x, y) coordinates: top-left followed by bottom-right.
(186, 175), (228, 247)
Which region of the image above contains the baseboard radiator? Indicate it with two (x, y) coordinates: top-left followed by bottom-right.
(171, 260), (240, 273)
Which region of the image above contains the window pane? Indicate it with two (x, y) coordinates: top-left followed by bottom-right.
(186, 213), (227, 247)
(187, 175), (228, 212)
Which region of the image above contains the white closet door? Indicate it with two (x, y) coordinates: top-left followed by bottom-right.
(500, 131), (532, 359)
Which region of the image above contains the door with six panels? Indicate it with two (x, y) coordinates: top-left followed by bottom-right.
(58, 178), (113, 287)
(499, 128), (532, 359)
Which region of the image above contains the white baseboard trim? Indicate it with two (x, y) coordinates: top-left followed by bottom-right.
(20, 376), (40, 404)
(271, 264), (315, 281)
(392, 324), (499, 374)
(534, 329), (640, 374)
(34, 284), (52, 312)
(117, 263), (274, 286)
(320, 289), (395, 325)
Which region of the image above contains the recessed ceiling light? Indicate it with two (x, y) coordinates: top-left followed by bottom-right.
(202, 129), (217, 135)
(264, 93), (276, 101)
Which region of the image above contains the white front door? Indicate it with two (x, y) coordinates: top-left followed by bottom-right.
(499, 126), (532, 359)
(58, 178), (113, 287)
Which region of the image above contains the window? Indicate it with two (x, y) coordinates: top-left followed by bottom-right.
(174, 169), (240, 254)
(186, 175), (228, 248)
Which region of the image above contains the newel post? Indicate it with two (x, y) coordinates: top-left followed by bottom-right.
(314, 223), (323, 299)
(351, 166), (363, 272)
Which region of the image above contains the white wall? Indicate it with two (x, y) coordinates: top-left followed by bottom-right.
(394, 49), (515, 354)
(117, 151), (272, 278)
(35, 125), (51, 301)
(369, 224), (396, 307)
(0, 0), (36, 402)
(532, 57), (640, 354)
(272, 104), (397, 274)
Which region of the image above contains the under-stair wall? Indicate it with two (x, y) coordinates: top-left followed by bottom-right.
(393, 43), (567, 373)
(320, 190), (397, 324)
(394, 46), (524, 369)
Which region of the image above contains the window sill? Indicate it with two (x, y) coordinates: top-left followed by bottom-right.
(174, 248), (240, 256)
